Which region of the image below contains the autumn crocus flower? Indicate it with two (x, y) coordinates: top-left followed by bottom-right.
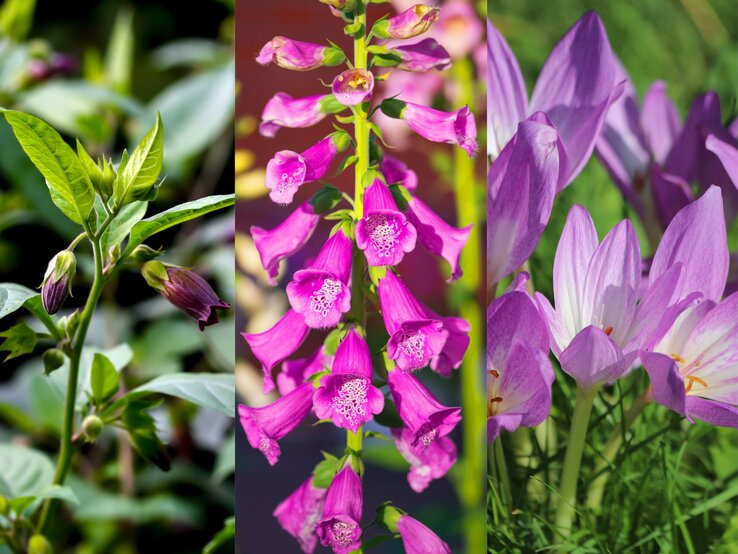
(314, 329), (384, 431)
(273, 476), (327, 554)
(332, 68), (374, 106)
(286, 229), (352, 329)
(260, 92), (345, 137)
(392, 427), (456, 492)
(257, 36), (344, 71)
(40, 250), (76, 315)
(488, 12), (621, 187)
(706, 134), (738, 189)
(487, 288), (554, 442)
(316, 465), (363, 554)
(355, 179), (417, 266)
(375, 4), (441, 39)
(238, 382), (314, 465)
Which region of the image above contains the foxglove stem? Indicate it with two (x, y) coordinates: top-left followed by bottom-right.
(553, 385), (599, 545)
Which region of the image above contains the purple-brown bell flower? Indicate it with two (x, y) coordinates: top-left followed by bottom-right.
(238, 382), (314, 465)
(277, 346), (331, 395)
(387, 370), (461, 449)
(396, 514), (451, 554)
(257, 36), (344, 71)
(316, 465), (363, 554)
(405, 196), (472, 281)
(251, 201), (320, 283)
(243, 309), (310, 393)
(356, 179), (417, 266)
(260, 92), (345, 137)
(273, 476), (327, 554)
(313, 329), (385, 432)
(394, 38), (451, 72)
(392, 427), (457, 492)
(142, 262), (229, 331)
(41, 250), (76, 315)
(332, 69), (374, 106)
(286, 230), (352, 328)
(374, 4), (441, 39)
(265, 133), (346, 204)
(382, 99), (478, 157)
(378, 271), (448, 371)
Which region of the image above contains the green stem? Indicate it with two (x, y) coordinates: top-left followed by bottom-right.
(553, 385), (599, 545)
(347, 428), (363, 455)
(36, 235), (107, 532)
(493, 438), (512, 513)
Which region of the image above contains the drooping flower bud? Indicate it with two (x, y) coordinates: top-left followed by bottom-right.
(373, 4), (441, 40)
(260, 93), (346, 137)
(257, 36), (344, 71)
(40, 250), (76, 315)
(332, 69), (374, 107)
(27, 534), (53, 554)
(142, 262), (229, 331)
(42, 348), (66, 376)
(394, 39), (451, 72)
(82, 415), (103, 442)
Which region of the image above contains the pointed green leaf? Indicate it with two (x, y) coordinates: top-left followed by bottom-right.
(121, 399), (170, 470)
(114, 113), (163, 205)
(101, 200), (148, 252)
(128, 373), (234, 416)
(0, 444), (53, 500)
(3, 111), (95, 225)
(0, 322), (37, 361)
(0, 283), (36, 320)
(90, 352), (120, 404)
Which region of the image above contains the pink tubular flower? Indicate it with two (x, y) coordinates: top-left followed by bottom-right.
(387, 370), (461, 449)
(257, 36), (341, 71)
(378, 271), (448, 371)
(251, 201), (320, 283)
(420, 303), (469, 377)
(260, 92), (344, 137)
(313, 329), (385, 432)
(238, 382), (314, 465)
(376, 4), (441, 39)
(355, 179), (417, 266)
(405, 196), (472, 281)
(265, 134), (341, 205)
(286, 230), (353, 329)
(380, 155), (418, 191)
(392, 427), (457, 492)
(394, 38), (451, 72)
(397, 514), (451, 554)
(243, 309), (310, 393)
(273, 476), (327, 554)
(430, 0), (483, 59)
(316, 466), (363, 554)
(277, 346), (331, 395)
(383, 100), (478, 157)
(332, 69), (374, 106)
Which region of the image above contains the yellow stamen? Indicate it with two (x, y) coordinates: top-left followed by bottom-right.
(684, 375), (708, 393)
(671, 353), (685, 364)
(415, 5), (430, 16)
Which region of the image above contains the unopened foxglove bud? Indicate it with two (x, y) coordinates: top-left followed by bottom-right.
(257, 36), (345, 71)
(142, 262), (230, 330)
(41, 250), (76, 315)
(373, 4), (441, 40)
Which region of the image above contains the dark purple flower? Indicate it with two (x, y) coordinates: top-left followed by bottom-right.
(332, 69), (374, 106)
(273, 476), (327, 553)
(392, 427), (456, 493)
(316, 465), (363, 554)
(41, 250), (76, 315)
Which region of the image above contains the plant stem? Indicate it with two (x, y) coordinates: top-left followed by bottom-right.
(493, 438), (512, 513)
(36, 235), (107, 532)
(451, 58), (486, 554)
(553, 385), (599, 545)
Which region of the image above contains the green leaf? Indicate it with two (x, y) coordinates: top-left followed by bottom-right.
(212, 432), (235, 483)
(114, 112), (163, 205)
(312, 453), (340, 489)
(0, 322), (37, 360)
(90, 352), (120, 404)
(124, 194), (235, 256)
(0, 0), (36, 41)
(105, 8), (134, 93)
(121, 399), (170, 470)
(310, 185), (343, 214)
(3, 111), (95, 225)
(129, 373), (234, 416)
(101, 200), (148, 252)
(0, 444), (53, 499)
(203, 516), (235, 554)
(0, 282), (36, 320)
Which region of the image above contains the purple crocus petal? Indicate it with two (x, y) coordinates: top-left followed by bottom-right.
(238, 383), (314, 465)
(406, 196), (472, 281)
(401, 102), (478, 157)
(257, 36), (327, 71)
(387, 370), (461, 448)
(397, 515), (451, 554)
(313, 330), (385, 432)
(316, 466), (363, 554)
(529, 11), (620, 185)
(356, 180), (417, 267)
(386, 4), (441, 39)
(391, 428), (457, 493)
(332, 69), (374, 106)
(641, 81), (680, 165)
(395, 38), (451, 72)
(706, 134), (738, 189)
(278, 346), (331, 395)
(487, 413), (523, 443)
(487, 19), (528, 159)
(649, 165), (693, 230)
(534, 292), (568, 357)
(287, 269), (351, 329)
(260, 93), (339, 137)
(380, 155), (418, 191)
(650, 185), (729, 303)
(642, 352), (689, 418)
(273, 477), (327, 554)
(559, 326), (628, 389)
(487, 115), (563, 287)
(251, 201), (320, 284)
(686, 397), (738, 428)
(243, 309), (310, 393)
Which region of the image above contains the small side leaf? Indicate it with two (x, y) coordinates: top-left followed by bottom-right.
(90, 352), (120, 404)
(0, 323), (37, 361)
(113, 113), (163, 205)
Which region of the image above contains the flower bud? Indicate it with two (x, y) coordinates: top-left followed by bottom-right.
(373, 4), (440, 40)
(42, 348), (66, 375)
(28, 534), (53, 554)
(98, 158), (116, 199)
(41, 250), (76, 315)
(142, 262), (230, 330)
(130, 244), (162, 264)
(376, 503), (405, 533)
(82, 415), (103, 442)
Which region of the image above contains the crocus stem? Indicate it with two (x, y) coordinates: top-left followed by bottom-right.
(37, 234), (107, 532)
(493, 438), (513, 513)
(451, 57), (486, 554)
(586, 391), (650, 511)
(553, 385), (599, 545)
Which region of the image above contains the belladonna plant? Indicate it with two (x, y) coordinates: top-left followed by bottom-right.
(241, 0), (475, 550)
